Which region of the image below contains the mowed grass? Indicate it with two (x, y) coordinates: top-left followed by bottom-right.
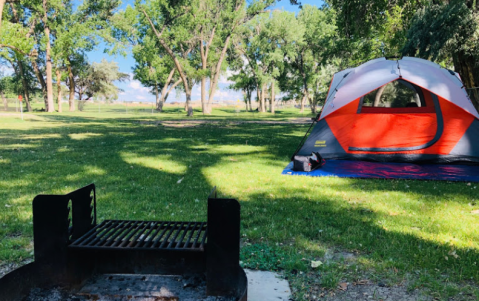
(1, 106), (479, 300)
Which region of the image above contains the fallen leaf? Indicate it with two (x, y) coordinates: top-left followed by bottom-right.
(353, 280), (368, 285)
(471, 210), (479, 215)
(5, 204), (12, 208)
(448, 250), (460, 259)
(311, 260), (323, 268)
(338, 282), (348, 291)
(389, 212), (399, 216)
(177, 177), (184, 184)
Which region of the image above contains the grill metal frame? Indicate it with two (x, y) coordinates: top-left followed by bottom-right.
(0, 184), (246, 301)
(69, 220), (207, 251)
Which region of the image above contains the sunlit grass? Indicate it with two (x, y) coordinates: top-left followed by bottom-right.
(1, 106), (479, 299)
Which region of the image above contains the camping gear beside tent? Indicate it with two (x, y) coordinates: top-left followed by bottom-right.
(292, 152), (325, 172)
(282, 160), (479, 182)
(295, 57), (479, 164)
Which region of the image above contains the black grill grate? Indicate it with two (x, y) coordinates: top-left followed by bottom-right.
(69, 220), (207, 251)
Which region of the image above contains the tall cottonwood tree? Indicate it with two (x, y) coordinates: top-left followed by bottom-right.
(197, 0), (276, 114)
(233, 13), (268, 112)
(1, 2), (36, 111)
(259, 10), (302, 113)
(403, 0), (479, 111)
(75, 59), (128, 108)
(285, 4), (337, 113)
(134, 0), (197, 116)
(51, 0), (121, 111)
(131, 25), (181, 111)
(233, 9), (301, 113)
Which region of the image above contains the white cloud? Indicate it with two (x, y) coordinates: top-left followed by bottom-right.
(219, 75), (233, 85)
(129, 80), (150, 93)
(0, 65), (14, 76)
(218, 69), (238, 84)
(136, 95), (146, 100)
(216, 91), (230, 97)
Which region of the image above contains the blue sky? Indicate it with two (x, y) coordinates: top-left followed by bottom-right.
(87, 0), (324, 103)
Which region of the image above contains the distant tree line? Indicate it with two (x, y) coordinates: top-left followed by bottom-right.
(0, 0), (128, 112)
(1, 0), (478, 115)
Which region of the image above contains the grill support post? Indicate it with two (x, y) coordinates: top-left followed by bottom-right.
(32, 184), (97, 286)
(206, 192), (241, 297)
(1, 184), (247, 301)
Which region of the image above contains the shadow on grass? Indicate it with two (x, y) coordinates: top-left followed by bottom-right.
(1, 116), (478, 292)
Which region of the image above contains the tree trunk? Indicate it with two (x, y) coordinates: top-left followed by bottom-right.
(67, 63), (75, 111)
(310, 96), (317, 114)
(0, 0), (6, 33)
(56, 69), (62, 112)
(31, 59), (49, 110)
(159, 68), (176, 111)
(270, 81), (275, 114)
(43, 0), (54, 112)
(248, 90), (252, 111)
(256, 82), (261, 112)
(142, 10), (193, 116)
(299, 52), (309, 114)
(1, 90), (7, 111)
(207, 34), (232, 114)
(185, 91), (193, 116)
(16, 60), (32, 112)
(453, 51), (479, 112)
(374, 85), (387, 107)
(199, 26), (216, 114)
(261, 83), (266, 112)
(300, 94), (305, 113)
(154, 82), (161, 111)
(201, 76), (206, 113)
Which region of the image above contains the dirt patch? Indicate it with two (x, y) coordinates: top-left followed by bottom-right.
(138, 118), (312, 127)
(0, 113), (42, 120)
(324, 250), (358, 264)
(0, 259), (33, 278)
(23, 274), (236, 301)
(324, 282), (433, 301)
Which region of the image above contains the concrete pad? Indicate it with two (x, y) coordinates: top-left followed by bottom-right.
(245, 269), (291, 301)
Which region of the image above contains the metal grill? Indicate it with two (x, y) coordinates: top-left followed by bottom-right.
(69, 220), (207, 251)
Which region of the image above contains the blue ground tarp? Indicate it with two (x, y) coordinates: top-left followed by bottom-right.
(282, 160), (479, 182)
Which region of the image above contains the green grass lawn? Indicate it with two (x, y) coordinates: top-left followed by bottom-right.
(1, 105), (479, 300)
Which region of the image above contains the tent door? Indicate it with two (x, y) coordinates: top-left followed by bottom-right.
(348, 94), (443, 152)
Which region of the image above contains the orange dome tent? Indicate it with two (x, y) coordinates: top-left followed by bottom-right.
(296, 57), (479, 164)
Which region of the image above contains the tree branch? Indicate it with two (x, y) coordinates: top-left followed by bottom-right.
(0, 44), (29, 56)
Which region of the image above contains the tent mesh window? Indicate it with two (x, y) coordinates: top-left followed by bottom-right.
(361, 80), (425, 109)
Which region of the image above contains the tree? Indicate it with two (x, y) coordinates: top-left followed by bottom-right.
(289, 5), (337, 113)
(136, 0), (198, 116)
(75, 59), (129, 110)
(51, 0), (121, 111)
(198, 0), (276, 114)
(131, 25), (180, 111)
(233, 13), (268, 112)
(227, 65), (256, 111)
(259, 10), (302, 113)
(0, 73), (17, 110)
(402, 0), (479, 111)
(233, 9), (302, 113)
(1, 3), (36, 111)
